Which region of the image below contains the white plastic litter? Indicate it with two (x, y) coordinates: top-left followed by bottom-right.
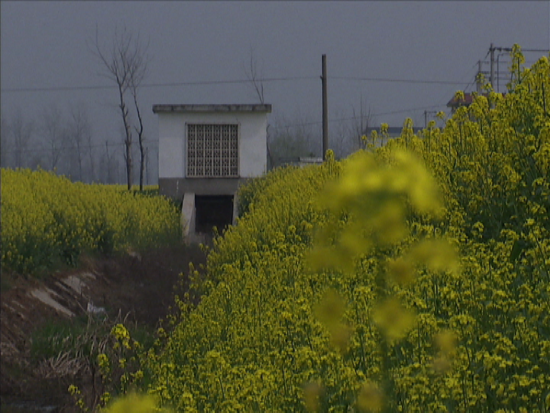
(86, 301), (106, 315)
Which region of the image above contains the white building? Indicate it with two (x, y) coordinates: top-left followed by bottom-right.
(152, 104), (272, 237)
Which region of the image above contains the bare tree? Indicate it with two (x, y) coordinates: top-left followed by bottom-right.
(243, 48), (274, 169)
(243, 47), (265, 104)
(39, 105), (66, 171)
(100, 141), (113, 183)
(349, 95), (374, 151)
(127, 40), (149, 190)
(67, 103), (93, 182)
(144, 146), (150, 185)
(267, 112), (320, 169)
(10, 109), (34, 168)
(330, 110), (351, 159)
(99, 140), (120, 184)
(1, 115), (12, 168)
(93, 26), (148, 190)
(327, 97), (376, 159)
(79, 106), (97, 183)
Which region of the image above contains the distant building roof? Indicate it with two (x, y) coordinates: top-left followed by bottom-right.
(152, 104), (272, 114)
(446, 92), (507, 110)
(446, 93), (478, 108)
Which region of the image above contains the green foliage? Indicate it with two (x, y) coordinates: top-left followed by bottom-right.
(30, 317), (90, 362)
(236, 165), (302, 218)
(144, 49), (550, 412)
(63, 318), (161, 412)
(391, 50), (550, 243)
(1, 169), (181, 275)
(65, 47), (547, 412)
(101, 392), (172, 413)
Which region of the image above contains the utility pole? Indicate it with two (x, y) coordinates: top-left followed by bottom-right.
(321, 54), (329, 160)
(490, 43), (496, 88)
(476, 60), (483, 92)
(424, 110), (437, 128)
(489, 44), (550, 92)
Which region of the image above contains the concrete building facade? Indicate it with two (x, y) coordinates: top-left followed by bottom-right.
(152, 104), (272, 238)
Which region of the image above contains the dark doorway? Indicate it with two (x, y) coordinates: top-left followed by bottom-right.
(195, 195), (234, 233)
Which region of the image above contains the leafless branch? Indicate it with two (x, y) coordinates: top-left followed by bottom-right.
(91, 25), (148, 190)
(243, 47), (265, 104)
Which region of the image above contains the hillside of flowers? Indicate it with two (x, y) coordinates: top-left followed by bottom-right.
(141, 47), (549, 412)
(1, 169), (181, 275)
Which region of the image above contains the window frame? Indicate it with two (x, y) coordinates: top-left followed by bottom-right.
(185, 122), (240, 178)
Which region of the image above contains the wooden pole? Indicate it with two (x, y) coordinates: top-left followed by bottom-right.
(490, 43), (495, 89)
(477, 60), (483, 92)
(321, 54), (329, 160)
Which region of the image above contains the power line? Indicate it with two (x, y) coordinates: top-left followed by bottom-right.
(270, 104), (445, 131)
(1, 76), (317, 93)
(3, 46), (547, 94)
(495, 47), (550, 53)
(2, 73), (507, 93)
(340, 104), (444, 122)
(5, 51), (544, 152)
(334, 49), (550, 89)
(433, 61), (478, 107)
(435, 50), (548, 102)
(332, 76), (468, 85)
(4, 103), (445, 154)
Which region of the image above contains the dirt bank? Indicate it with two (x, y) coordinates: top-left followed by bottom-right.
(0, 243), (207, 412)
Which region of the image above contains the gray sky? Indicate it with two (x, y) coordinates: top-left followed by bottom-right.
(2, 1), (549, 180)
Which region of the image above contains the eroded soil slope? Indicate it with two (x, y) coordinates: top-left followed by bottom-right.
(1, 243), (207, 412)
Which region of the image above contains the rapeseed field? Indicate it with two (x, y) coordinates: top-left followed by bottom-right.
(143, 47), (549, 412)
(4, 46), (549, 412)
(1, 170), (181, 275)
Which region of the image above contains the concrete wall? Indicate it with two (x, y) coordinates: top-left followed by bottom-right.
(159, 177), (250, 199)
(158, 111), (268, 180)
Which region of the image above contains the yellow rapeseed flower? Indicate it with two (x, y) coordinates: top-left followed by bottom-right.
(373, 298), (416, 342)
(357, 381), (384, 412)
(303, 382), (323, 412)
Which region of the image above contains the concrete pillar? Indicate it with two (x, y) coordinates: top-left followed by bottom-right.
(232, 193), (239, 225)
(181, 192), (196, 239)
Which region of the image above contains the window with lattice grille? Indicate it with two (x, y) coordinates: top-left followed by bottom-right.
(187, 124), (239, 177)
